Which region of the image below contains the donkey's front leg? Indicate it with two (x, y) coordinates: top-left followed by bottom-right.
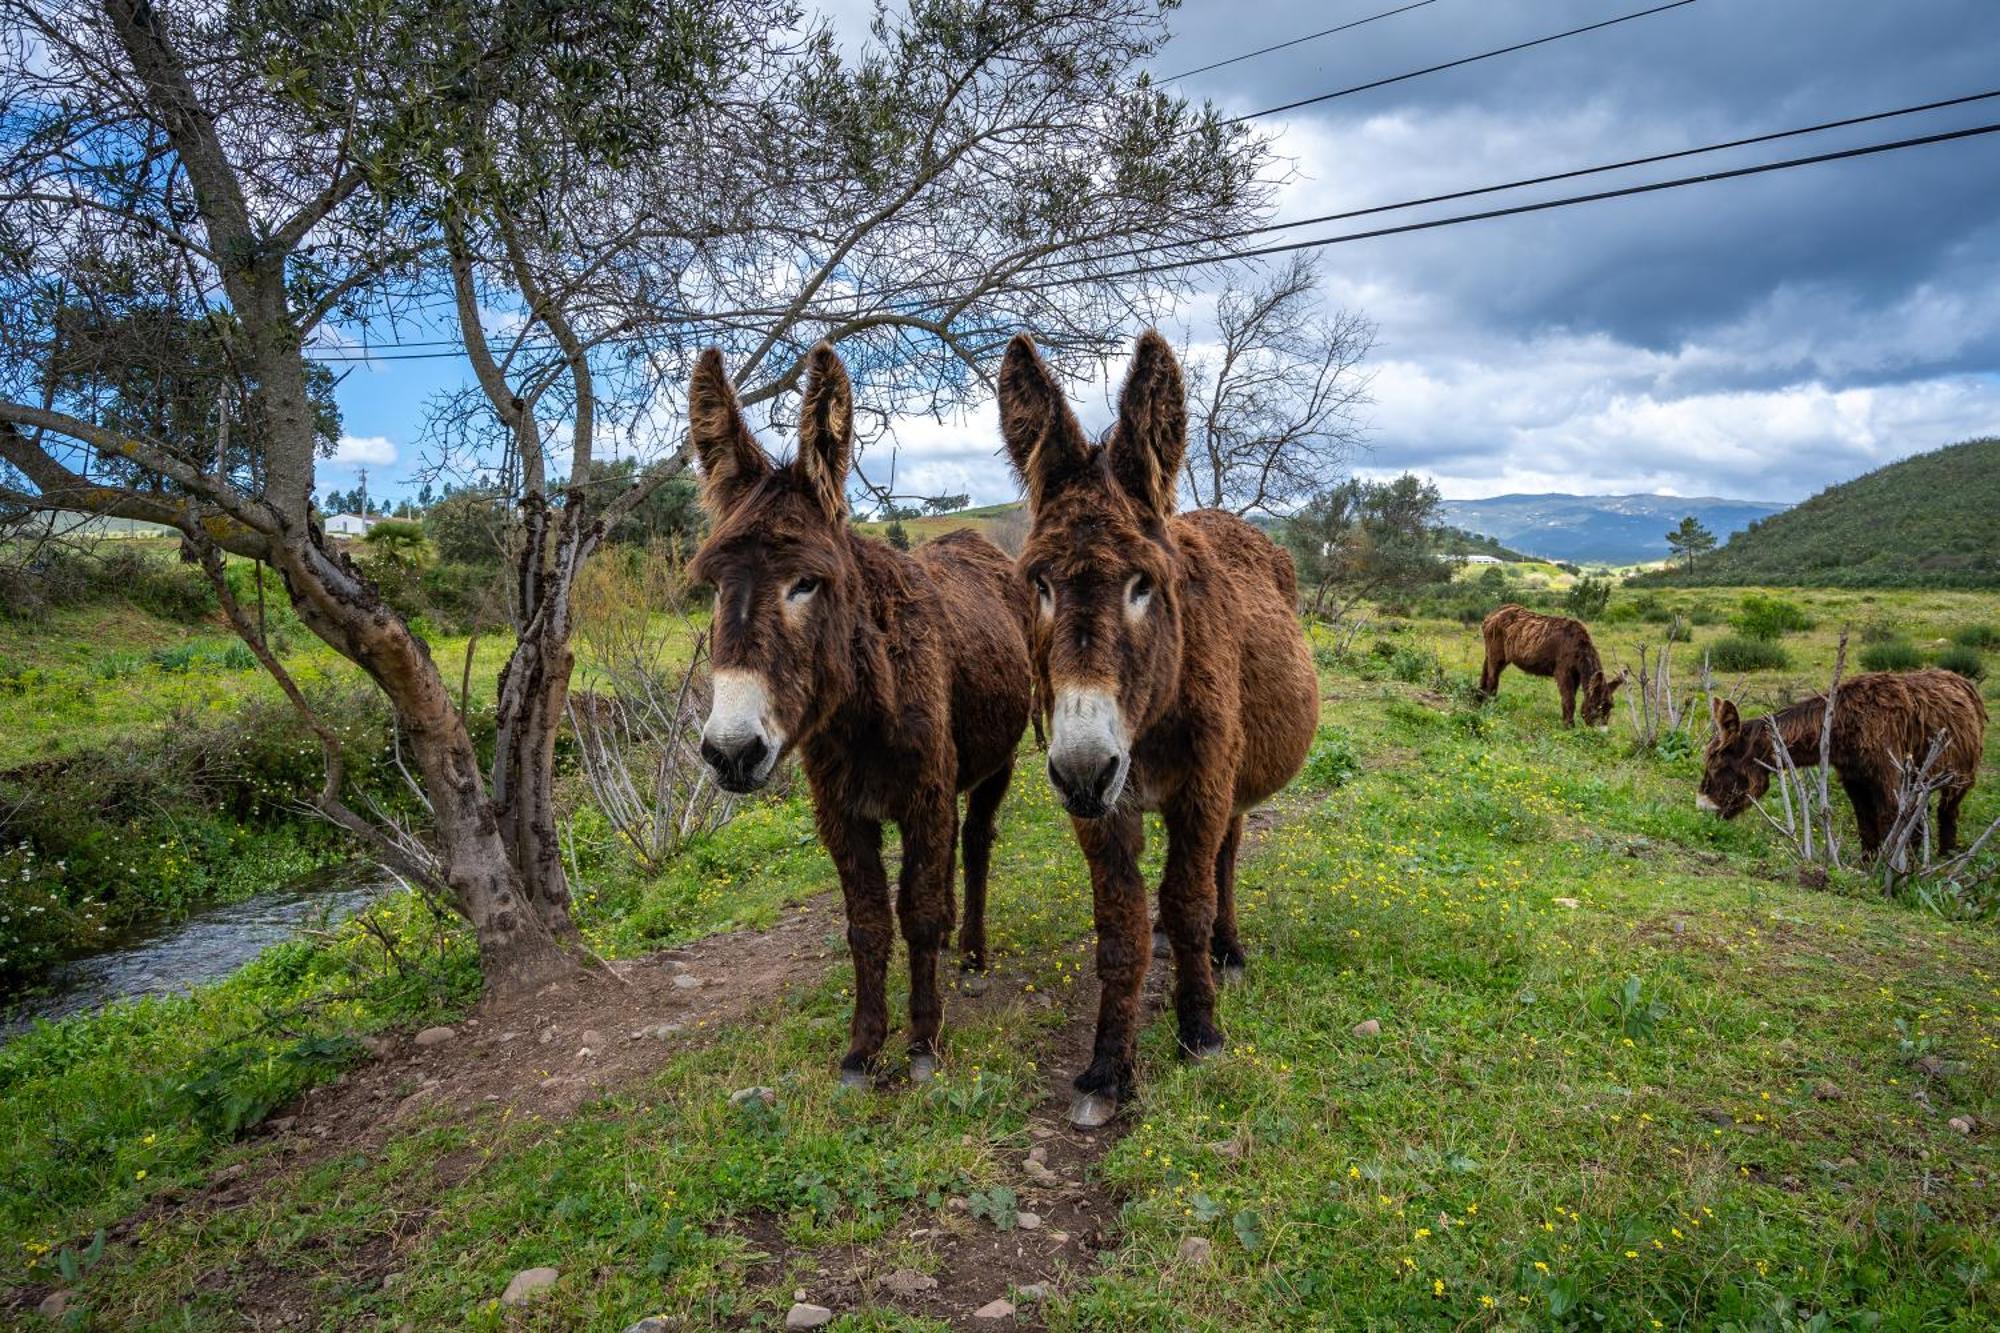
(819, 807), (893, 1087)
(1160, 796), (1228, 1060)
(1071, 807), (1147, 1127)
(898, 787), (959, 1082)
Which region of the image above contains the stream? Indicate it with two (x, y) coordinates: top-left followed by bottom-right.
(2, 863), (388, 1041)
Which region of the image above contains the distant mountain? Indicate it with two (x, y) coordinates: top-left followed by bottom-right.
(1638, 437), (2000, 588)
(1437, 493), (1787, 564)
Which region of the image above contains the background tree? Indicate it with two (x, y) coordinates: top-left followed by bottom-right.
(1282, 473), (1446, 619)
(1180, 255), (1374, 515)
(1666, 514), (1716, 571)
(0, 0), (1275, 994)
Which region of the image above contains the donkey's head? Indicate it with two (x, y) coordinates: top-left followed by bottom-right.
(688, 343), (858, 793)
(1001, 330), (1187, 819)
(1581, 667), (1630, 728)
(1696, 696), (1768, 818)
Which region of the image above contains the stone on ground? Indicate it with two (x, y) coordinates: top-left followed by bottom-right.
(786, 1302), (834, 1329)
(413, 1025), (455, 1047)
(1178, 1236), (1214, 1264)
(973, 1298), (1017, 1319)
(500, 1267), (559, 1305)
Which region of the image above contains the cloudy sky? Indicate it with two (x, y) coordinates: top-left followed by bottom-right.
(323, 0), (2000, 507)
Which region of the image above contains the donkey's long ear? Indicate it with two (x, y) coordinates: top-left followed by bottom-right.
(689, 348), (769, 516)
(998, 333), (1089, 511)
(1710, 696), (1739, 734)
(1108, 329), (1186, 517)
(795, 342), (852, 520)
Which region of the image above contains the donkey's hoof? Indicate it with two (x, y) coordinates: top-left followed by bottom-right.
(909, 1052), (939, 1083)
(1152, 929), (1171, 959)
(1068, 1091), (1118, 1128)
(958, 971), (991, 997)
(838, 1067), (872, 1091)
(1182, 1036), (1227, 1062)
(1216, 961), (1246, 987)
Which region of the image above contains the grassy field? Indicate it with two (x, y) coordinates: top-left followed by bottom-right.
(4, 580), (1997, 1328)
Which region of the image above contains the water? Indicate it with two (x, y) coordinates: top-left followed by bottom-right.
(2, 864), (388, 1040)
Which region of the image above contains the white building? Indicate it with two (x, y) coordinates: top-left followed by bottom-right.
(323, 513), (380, 537)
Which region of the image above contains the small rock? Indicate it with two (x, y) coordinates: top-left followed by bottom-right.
(580, 1029), (606, 1050)
(729, 1086), (777, 1108)
(946, 1195), (969, 1212)
(1024, 1161), (1060, 1187)
(1026, 1145), (1047, 1165)
(267, 1116), (296, 1133)
(37, 1291), (70, 1320)
(576, 1047), (595, 1060)
(1351, 1018), (1381, 1037)
(501, 1266), (559, 1305)
(538, 1026), (557, 1044)
(786, 1303), (834, 1329)
(1207, 1139), (1242, 1161)
(1049, 1230), (1070, 1244)
(1177, 1235), (1213, 1264)
(1950, 1116), (1974, 1135)
(973, 1298), (1017, 1320)
(883, 1270), (938, 1297)
(1813, 1080), (1843, 1101)
(496, 1030), (520, 1044)
(1699, 1108), (1735, 1127)
(1030, 1125), (1056, 1140)
(1016, 1211), (1042, 1230)
(1552, 897), (1581, 909)
(214, 1163), (245, 1183)
(622, 1320), (672, 1333)
(794, 1289), (807, 1302)
(673, 974), (704, 990)
(1017, 1282), (1048, 1303)
(649, 1023), (683, 1039)
(413, 1025), (456, 1048)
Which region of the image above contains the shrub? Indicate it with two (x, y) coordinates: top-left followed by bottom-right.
(1731, 593), (1813, 641)
(1708, 635), (1790, 672)
(1300, 731), (1362, 789)
(1953, 623), (2000, 649)
(1858, 638), (1923, 673)
(1564, 576), (1610, 618)
(1686, 601), (1723, 626)
(1933, 644), (1986, 681)
(1388, 644), (1441, 685)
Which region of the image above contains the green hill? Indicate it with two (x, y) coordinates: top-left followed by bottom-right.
(1638, 437), (2000, 588)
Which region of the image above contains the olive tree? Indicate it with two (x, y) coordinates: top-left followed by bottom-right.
(0, 0), (1274, 995)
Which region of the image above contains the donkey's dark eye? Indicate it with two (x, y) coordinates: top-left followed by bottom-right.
(1127, 574), (1153, 603)
(788, 577), (820, 600)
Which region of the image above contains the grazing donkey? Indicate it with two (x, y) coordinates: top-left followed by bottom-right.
(1477, 603), (1627, 727)
(689, 344), (1033, 1084)
(1699, 669), (1985, 856)
(1000, 330), (1318, 1127)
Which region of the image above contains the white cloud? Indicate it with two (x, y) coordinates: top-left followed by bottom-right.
(334, 433), (398, 465)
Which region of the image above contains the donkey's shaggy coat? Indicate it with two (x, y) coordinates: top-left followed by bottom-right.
(1700, 668), (1986, 855)
(1477, 603), (1627, 727)
(689, 344), (1033, 1083)
(1000, 330), (1318, 1126)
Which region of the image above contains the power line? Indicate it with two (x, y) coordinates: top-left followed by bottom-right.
(1022, 119), (2000, 288)
(1224, 0), (1700, 126)
(304, 108), (2000, 363)
(1082, 88), (2000, 269)
(1157, 0), (1440, 83)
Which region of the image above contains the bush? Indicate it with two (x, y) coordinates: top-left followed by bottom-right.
(1933, 644), (1986, 681)
(1731, 593), (1813, 641)
(1564, 576), (1610, 618)
(1388, 644), (1441, 685)
(1858, 638), (1923, 673)
(1300, 731), (1361, 789)
(1953, 623), (2000, 649)
(1708, 635), (1790, 672)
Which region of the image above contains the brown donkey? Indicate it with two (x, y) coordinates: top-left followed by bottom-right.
(1477, 603), (1627, 727)
(1699, 669), (1986, 856)
(1000, 330), (1318, 1127)
(689, 344), (1034, 1084)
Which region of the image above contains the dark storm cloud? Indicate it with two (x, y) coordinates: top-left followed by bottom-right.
(1131, 0), (2000, 499)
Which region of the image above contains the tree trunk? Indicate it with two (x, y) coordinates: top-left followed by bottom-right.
(268, 526), (579, 996)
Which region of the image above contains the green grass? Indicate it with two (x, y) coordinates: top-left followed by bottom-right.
(5, 581), (1997, 1327)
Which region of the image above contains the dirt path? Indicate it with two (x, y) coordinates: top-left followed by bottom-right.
(30, 806), (1301, 1329)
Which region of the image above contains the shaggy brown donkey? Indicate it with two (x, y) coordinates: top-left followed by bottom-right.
(1000, 330), (1318, 1127)
(1699, 669), (1986, 856)
(1477, 603), (1628, 727)
(689, 344), (1033, 1084)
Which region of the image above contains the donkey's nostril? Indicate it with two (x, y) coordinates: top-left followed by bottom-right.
(700, 738), (727, 772)
(738, 734), (768, 770)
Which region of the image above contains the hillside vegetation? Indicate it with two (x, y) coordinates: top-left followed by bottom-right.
(1642, 437), (2000, 589)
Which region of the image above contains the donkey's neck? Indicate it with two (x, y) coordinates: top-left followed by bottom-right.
(1767, 696), (1828, 766)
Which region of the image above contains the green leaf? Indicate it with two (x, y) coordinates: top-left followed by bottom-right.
(1232, 1207), (1265, 1253)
